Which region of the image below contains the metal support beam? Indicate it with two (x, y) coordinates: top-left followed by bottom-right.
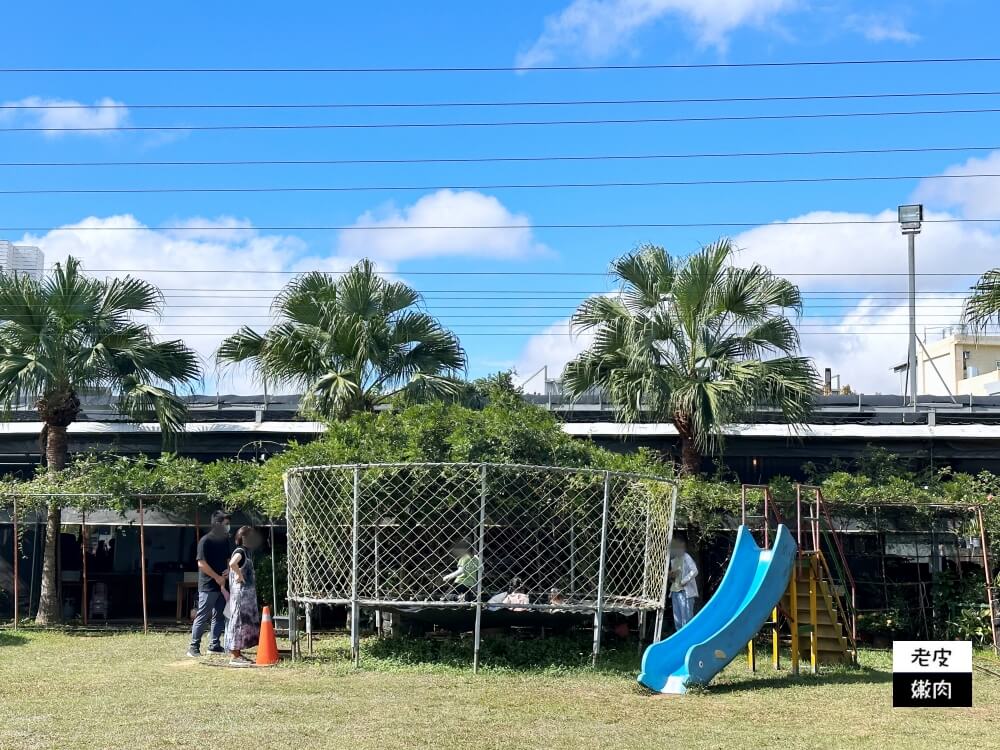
(81, 512), (88, 626)
(11, 495), (18, 631)
(790, 560), (800, 676)
(269, 518), (278, 615)
(351, 466), (361, 667)
(907, 231), (918, 409)
(592, 471), (612, 666)
(916, 337), (958, 404)
(139, 498), (149, 635)
(809, 557), (819, 674)
(473, 465), (488, 674)
(772, 607), (780, 670)
(654, 484), (678, 643)
(976, 505), (999, 655)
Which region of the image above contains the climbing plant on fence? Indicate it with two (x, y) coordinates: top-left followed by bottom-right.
(0, 404), (996, 556)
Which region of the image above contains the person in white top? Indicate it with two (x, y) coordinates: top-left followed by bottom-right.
(669, 538), (699, 631)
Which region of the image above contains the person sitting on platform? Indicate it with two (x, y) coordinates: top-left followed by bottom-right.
(669, 537), (699, 631)
(442, 541), (480, 601)
(501, 577), (529, 610)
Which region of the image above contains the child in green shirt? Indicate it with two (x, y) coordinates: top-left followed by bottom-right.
(443, 541), (480, 601)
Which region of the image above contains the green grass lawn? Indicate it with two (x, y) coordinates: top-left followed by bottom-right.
(1, 629), (997, 750)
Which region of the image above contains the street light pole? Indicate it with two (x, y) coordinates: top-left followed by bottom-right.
(898, 204), (923, 410)
(907, 231), (917, 409)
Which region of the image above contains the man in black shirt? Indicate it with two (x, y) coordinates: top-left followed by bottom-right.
(187, 510), (232, 657)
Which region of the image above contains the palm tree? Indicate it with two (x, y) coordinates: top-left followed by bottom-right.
(0, 257), (200, 623)
(217, 259), (466, 418)
(964, 269), (1000, 330)
(563, 241), (818, 474)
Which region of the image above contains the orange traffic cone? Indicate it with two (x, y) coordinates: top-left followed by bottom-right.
(256, 605), (280, 666)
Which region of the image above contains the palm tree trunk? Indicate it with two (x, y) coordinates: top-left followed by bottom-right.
(680, 437), (701, 476)
(35, 423), (69, 624)
(672, 411), (702, 475)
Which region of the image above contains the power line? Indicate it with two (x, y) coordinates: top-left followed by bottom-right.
(110, 323), (964, 329)
(52, 303), (965, 311)
(7, 218), (1000, 232)
(4, 144), (999, 168)
(6, 106), (1000, 132)
(6, 89), (1000, 110)
(0, 309), (971, 321)
(6, 172), (1000, 195)
(1, 57), (999, 73)
(137, 332), (955, 337)
(68, 290), (972, 296)
(145, 288), (979, 294)
(35, 268), (993, 276)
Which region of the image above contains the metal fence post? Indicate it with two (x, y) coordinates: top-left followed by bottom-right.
(139, 497), (148, 635)
(654, 483), (678, 643)
(351, 466), (361, 666)
(592, 471), (612, 666)
(283, 472), (300, 660)
(473, 465), (488, 673)
(269, 518), (278, 615)
(976, 505), (998, 655)
(12, 495), (18, 631)
(81, 511), (88, 626)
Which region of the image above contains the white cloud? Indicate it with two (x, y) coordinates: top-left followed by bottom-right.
(335, 190), (549, 262)
(845, 13), (920, 44)
(516, 0), (797, 66)
(515, 317), (593, 393)
(732, 208), (1000, 293)
(913, 150), (1000, 219)
(20, 215), (307, 394)
(19, 192), (546, 394)
(0, 96), (129, 137)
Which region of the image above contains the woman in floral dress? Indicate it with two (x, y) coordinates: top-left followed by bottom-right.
(224, 526), (261, 667)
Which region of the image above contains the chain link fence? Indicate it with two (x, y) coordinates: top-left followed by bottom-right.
(285, 463), (677, 668)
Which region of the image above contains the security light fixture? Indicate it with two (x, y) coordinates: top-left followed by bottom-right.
(898, 204), (923, 234)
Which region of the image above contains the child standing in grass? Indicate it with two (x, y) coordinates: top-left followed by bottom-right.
(442, 541), (480, 601)
(669, 537), (699, 631)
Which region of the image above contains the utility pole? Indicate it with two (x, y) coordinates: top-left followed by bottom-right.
(898, 204), (923, 410)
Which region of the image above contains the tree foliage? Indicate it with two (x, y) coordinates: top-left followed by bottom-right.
(563, 241), (819, 473)
(0, 257), (201, 445)
(0, 408), (996, 556)
(217, 260), (466, 419)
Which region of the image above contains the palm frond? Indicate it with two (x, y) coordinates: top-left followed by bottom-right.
(564, 239), (813, 467)
(217, 327), (267, 366)
(215, 259), (463, 419)
(118, 381), (189, 435)
(964, 269), (1000, 330)
(0, 255), (201, 444)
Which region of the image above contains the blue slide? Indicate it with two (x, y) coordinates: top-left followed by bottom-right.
(638, 524), (797, 694)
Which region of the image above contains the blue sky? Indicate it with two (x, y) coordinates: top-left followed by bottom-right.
(3, 1), (1000, 394)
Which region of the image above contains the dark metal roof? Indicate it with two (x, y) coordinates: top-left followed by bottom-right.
(523, 392), (1000, 425)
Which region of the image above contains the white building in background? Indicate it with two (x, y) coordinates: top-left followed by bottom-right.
(918, 330), (1000, 396)
(0, 241), (44, 279)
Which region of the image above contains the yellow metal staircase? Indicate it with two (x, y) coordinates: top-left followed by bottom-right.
(782, 552), (856, 670)
(742, 484), (859, 675)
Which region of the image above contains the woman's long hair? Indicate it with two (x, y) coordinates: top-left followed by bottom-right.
(234, 526), (255, 547)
